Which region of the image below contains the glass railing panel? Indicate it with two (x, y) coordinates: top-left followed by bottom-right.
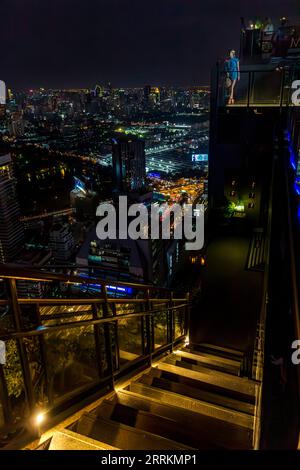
(217, 67), (297, 108)
(115, 302), (145, 316)
(43, 324), (100, 405)
(0, 399), (4, 438)
(40, 304), (94, 325)
(174, 306), (186, 339)
(0, 304), (14, 334)
(24, 336), (48, 408)
(229, 72), (249, 106)
(251, 70), (282, 106)
(1, 339), (29, 433)
(117, 316), (143, 368)
(218, 71), (249, 107)
(153, 307), (169, 350)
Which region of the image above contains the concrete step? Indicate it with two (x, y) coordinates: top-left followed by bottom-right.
(154, 363), (256, 402)
(48, 430), (118, 450)
(144, 367), (255, 405)
(94, 399), (220, 449)
(75, 413), (195, 450)
(188, 343), (244, 361)
(140, 373), (254, 415)
(113, 390), (252, 449)
(181, 348), (242, 372)
(129, 381), (254, 430)
(164, 351), (241, 376)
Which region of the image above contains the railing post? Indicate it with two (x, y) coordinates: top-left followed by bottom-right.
(102, 284), (115, 388)
(145, 289), (152, 365)
(247, 71), (252, 107)
(35, 303), (52, 406)
(185, 292), (191, 343)
(279, 68), (285, 108)
(0, 366), (12, 425)
(169, 291), (174, 350)
(92, 302), (108, 380)
(6, 278), (35, 413)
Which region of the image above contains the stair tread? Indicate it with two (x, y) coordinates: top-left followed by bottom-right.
(95, 399), (222, 449)
(113, 390), (252, 450)
(181, 349), (242, 368)
(146, 367), (255, 403)
(155, 363), (257, 399)
(140, 374), (254, 415)
(130, 382), (254, 430)
(117, 389), (254, 430)
(48, 430), (118, 450)
(191, 343), (244, 358)
(164, 355), (240, 376)
(76, 413), (195, 450)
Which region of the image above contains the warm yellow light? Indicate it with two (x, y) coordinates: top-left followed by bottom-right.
(35, 412), (46, 426)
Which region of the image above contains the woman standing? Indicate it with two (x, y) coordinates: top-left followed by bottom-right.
(226, 50), (240, 105)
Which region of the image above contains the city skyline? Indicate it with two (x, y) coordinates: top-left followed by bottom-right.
(2, 0), (299, 89)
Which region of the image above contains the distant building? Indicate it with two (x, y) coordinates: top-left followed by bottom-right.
(76, 228), (145, 282)
(15, 247), (52, 298)
(49, 223), (75, 263)
(76, 226), (183, 287)
(70, 188), (98, 221)
(112, 134), (146, 192)
(0, 154), (24, 263)
(9, 113), (25, 137)
(144, 85), (160, 106)
(144, 85), (151, 103)
(0, 81), (6, 119)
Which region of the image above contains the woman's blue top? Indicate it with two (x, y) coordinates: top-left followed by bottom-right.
(227, 57), (239, 80)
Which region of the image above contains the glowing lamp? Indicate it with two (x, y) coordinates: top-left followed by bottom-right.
(35, 412), (46, 426)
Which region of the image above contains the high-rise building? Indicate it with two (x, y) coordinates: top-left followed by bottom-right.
(0, 153), (24, 263)
(49, 223), (75, 262)
(9, 112), (25, 137)
(112, 134), (146, 192)
(143, 85), (151, 103)
(144, 85), (160, 107)
(0, 80), (6, 119)
(16, 247), (52, 298)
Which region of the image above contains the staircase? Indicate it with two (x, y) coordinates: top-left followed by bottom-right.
(39, 342), (258, 450)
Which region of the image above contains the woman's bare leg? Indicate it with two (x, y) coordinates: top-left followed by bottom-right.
(230, 79), (237, 102)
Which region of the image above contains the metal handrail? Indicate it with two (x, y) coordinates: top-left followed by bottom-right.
(0, 264), (169, 291)
(251, 151), (274, 449)
(0, 303), (189, 341)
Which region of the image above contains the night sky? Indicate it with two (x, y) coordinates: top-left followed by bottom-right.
(1, 0), (299, 90)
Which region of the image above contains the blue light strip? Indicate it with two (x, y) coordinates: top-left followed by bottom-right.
(286, 130), (299, 186)
(77, 273), (133, 294)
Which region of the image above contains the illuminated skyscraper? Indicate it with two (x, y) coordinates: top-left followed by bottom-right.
(112, 134), (146, 192)
(0, 153), (24, 262)
(0, 80), (6, 119)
